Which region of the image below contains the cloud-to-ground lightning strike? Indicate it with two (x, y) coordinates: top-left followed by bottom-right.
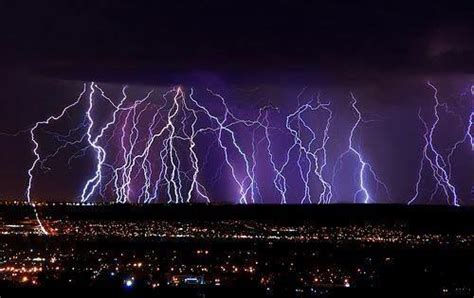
(262, 106), (289, 204)
(4, 81), (471, 216)
(333, 93), (390, 204)
(189, 88), (263, 204)
(409, 82), (462, 206)
(25, 84), (87, 234)
(275, 95), (334, 204)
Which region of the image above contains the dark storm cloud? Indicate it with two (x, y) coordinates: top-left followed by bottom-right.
(1, 1), (474, 85)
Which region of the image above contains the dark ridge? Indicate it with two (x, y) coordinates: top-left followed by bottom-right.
(1, 203), (471, 232)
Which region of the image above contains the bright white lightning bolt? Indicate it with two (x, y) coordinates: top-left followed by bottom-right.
(189, 88), (259, 204)
(103, 87), (153, 203)
(408, 82), (461, 205)
(120, 94), (154, 202)
(26, 84), (87, 234)
(261, 107), (289, 204)
(182, 89), (211, 203)
(265, 92), (334, 204)
(80, 82), (104, 202)
(333, 93), (390, 204)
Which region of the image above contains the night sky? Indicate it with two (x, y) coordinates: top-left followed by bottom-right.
(0, 1), (472, 204)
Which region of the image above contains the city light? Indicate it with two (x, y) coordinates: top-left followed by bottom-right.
(124, 278), (134, 288)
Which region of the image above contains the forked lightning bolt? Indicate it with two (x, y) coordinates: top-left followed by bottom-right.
(333, 93), (390, 203)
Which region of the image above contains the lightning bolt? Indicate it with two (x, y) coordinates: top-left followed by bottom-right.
(333, 93), (390, 204)
(261, 106), (289, 204)
(38, 118), (89, 172)
(266, 92), (334, 204)
(26, 83), (87, 234)
(408, 82), (459, 206)
(446, 85), (474, 179)
(189, 88), (260, 204)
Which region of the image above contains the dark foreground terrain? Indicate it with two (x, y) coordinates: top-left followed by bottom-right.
(0, 203), (473, 297)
